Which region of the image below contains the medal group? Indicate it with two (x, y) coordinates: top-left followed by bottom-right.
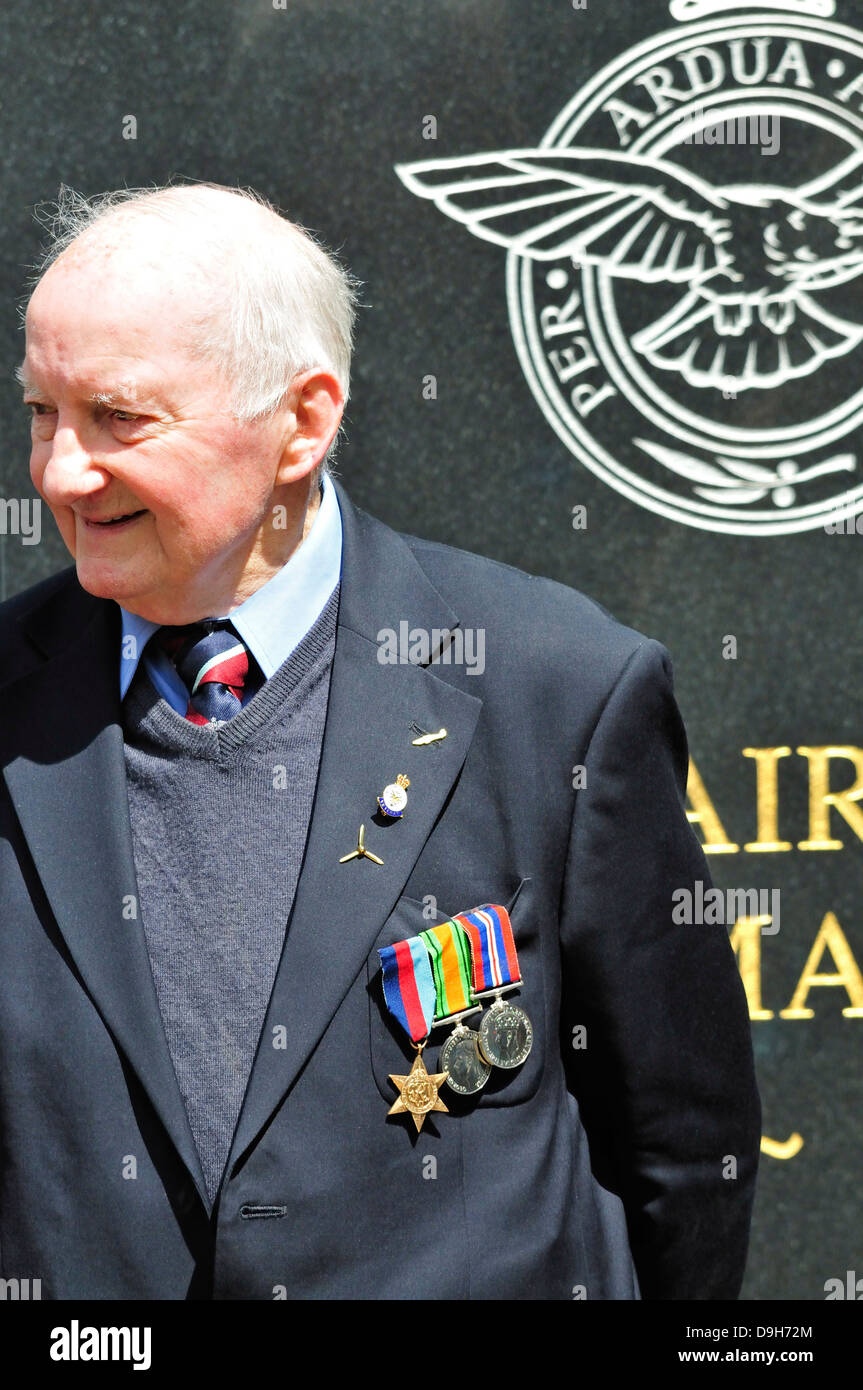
(379, 904), (533, 1131)
(337, 752), (532, 1131)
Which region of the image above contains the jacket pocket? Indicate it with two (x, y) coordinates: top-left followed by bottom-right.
(367, 877), (546, 1110)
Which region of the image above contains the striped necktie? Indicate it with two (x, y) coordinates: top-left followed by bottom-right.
(156, 620), (263, 726)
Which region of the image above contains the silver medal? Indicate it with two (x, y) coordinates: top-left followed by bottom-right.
(439, 1023), (492, 1095)
(478, 998), (533, 1069)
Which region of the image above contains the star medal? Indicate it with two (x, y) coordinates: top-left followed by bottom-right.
(387, 1048), (450, 1132)
(420, 920), (491, 1095)
(378, 936), (449, 1130)
(378, 773), (410, 819)
(456, 904), (533, 1069)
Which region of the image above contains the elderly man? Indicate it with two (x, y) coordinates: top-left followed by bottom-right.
(0, 182), (759, 1301)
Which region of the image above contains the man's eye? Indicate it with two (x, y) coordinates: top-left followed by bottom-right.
(26, 402), (55, 416)
(112, 411), (140, 423)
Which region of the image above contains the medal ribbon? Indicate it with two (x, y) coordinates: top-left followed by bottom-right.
(455, 904), (522, 992)
(379, 936), (437, 1043)
(419, 920), (475, 1020)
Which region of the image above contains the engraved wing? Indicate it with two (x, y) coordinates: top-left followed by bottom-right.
(395, 147), (733, 283)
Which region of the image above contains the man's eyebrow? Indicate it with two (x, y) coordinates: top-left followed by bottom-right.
(15, 364), (38, 395)
(88, 385), (160, 407)
(15, 366), (166, 408)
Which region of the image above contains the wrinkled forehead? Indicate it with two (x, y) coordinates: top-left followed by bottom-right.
(32, 213), (221, 312)
(24, 238), (219, 369)
(48, 206), (220, 271)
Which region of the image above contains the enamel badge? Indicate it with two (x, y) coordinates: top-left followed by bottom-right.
(378, 773), (410, 818)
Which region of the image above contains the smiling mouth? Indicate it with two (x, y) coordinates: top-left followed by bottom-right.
(83, 510), (147, 529)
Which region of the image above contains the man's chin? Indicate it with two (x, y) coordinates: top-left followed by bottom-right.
(74, 561), (206, 625)
(74, 558), (152, 609)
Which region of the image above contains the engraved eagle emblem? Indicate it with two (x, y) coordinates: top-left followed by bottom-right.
(395, 146), (863, 392)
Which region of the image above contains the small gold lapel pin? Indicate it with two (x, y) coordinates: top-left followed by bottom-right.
(339, 822), (384, 866)
(411, 727), (447, 746)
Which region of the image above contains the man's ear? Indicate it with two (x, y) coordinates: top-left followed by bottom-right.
(276, 369), (344, 483)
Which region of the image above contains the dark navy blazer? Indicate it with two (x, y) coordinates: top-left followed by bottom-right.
(0, 482), (760, 1299)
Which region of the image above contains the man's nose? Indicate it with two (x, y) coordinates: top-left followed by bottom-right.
(40, 424), (109, 500)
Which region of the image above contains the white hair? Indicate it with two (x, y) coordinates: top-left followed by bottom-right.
(25, 181), (363, 471)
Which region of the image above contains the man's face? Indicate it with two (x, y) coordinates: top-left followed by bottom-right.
(22, 246), (296, 624)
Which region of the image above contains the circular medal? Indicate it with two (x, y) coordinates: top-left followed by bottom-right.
(378, 773), (410, 818)
(478, 1000), (533, 1069)
(439, 1026), (492, 1095)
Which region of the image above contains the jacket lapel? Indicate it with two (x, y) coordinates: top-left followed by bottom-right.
(1, 587), (211, 1208)
(1, 486), (484, 1202)
(228, 485), (483, 1170)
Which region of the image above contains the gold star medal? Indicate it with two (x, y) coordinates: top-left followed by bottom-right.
(378, 936), (448, 1131)
(388, 1045), (449, 1132)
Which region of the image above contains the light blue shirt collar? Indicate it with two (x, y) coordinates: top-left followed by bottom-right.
(119, 472), (342, 714)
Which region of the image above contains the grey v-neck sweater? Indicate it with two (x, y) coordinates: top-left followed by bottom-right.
(121, 586), (339, 1203)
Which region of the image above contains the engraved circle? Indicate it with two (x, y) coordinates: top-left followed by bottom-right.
(508, 15), (863, 534)
(440, 1030), (492, 1095)
(478, 1004), (534, 1069)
